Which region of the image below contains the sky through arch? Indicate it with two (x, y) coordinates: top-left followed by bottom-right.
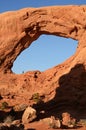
(12, 35), (78, 74)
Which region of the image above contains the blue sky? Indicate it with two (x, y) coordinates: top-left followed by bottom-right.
(0, 0), (86, 13)
(0, 0), (85, 74)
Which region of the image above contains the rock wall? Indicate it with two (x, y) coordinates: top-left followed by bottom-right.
(0, 5), (86, 117)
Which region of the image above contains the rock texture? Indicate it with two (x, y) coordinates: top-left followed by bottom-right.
(0, 5), (86, 129)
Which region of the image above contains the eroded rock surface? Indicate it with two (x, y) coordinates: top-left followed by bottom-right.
(0, 5), (86, 126)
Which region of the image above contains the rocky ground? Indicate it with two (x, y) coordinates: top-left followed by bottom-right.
(0, 103), (86, 130)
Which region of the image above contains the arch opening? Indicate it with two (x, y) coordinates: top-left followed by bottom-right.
(11, 35), (78, 74)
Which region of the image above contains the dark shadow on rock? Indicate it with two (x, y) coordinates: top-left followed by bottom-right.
(32, 64), (86, 121)
(0, 109), (24, 123)
(0, 124), (24, 130)
(0, 110), (9, 122)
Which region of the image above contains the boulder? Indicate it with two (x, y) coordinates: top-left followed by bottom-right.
(62, 112), (76, 128)
(42, 116), (61, 128)
(22, 107), (37, 124)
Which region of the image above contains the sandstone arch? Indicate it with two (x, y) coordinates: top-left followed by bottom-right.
(0, 5), (86, 73)
(0, 5), (86, 117)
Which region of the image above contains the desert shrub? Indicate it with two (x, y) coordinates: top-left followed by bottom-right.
(0, 101), (9, 110)
(31, 93), (42, 104)
(3, 115), (14, 123)
(79, 119), (86, 126)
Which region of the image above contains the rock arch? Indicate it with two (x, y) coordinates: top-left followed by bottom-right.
(0, 6), (86, 115)
(0, 5), (86, 73)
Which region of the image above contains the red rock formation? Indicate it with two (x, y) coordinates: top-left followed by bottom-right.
(0, 5), (86, 122)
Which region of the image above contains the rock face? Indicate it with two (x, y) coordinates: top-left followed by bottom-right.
(0, 5), (86, 121)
